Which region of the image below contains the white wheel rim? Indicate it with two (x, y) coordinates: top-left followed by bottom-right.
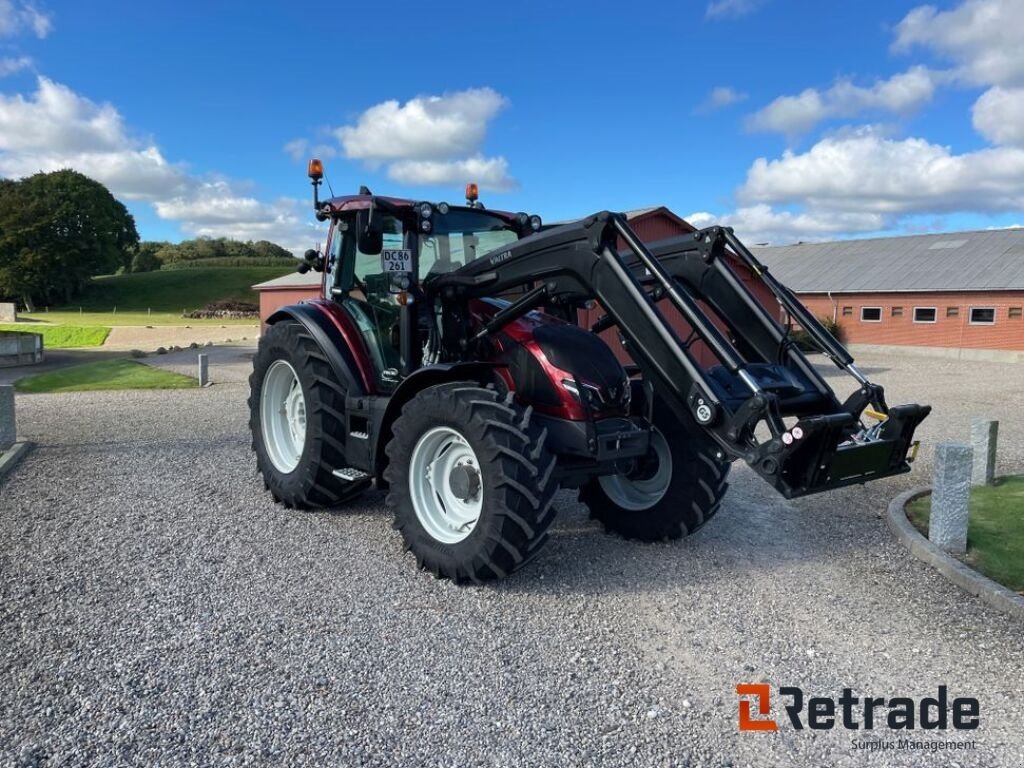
(261, 359), (307, 474)
(598, 427), (672, 511)
(409, 426), (483, 544)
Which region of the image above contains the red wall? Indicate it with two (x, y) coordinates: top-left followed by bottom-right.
(580, 210), (780, 369)
(259, 287), (320, 332)
(797, 291), (1024, 351)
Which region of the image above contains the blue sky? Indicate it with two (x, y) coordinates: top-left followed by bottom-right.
(1, 0), (1023, 252)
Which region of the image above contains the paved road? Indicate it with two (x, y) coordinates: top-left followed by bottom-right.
(1, 354), (1022, 766)
(141, 343), (256, 384)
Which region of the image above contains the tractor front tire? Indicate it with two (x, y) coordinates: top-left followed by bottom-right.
(249, 321), (369, 509)
(384, 383), (558, 583)
(580, 399), (729, 541)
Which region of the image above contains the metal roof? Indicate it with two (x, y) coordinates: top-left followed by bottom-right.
(551, 206), (673, 226)
(753, 228), (1024, 293)
(252, 271), (321, 290)
(622, 207), (659, 219)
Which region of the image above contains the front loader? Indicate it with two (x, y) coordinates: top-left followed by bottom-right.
(248, 161), (930, 583)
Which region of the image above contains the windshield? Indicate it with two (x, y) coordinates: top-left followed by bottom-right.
(419, 210), (518, 281)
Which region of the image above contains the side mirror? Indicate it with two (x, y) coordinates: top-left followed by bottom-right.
(356, 208), (383, 255)
(296, 248), (323, 274)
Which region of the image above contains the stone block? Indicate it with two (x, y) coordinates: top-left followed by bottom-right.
(970, 419), (998, 486)
(929, 443), (972, 555)
(198, 354), (209, 387)
(0, 385), (14, 451)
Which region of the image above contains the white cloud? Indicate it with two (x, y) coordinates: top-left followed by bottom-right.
(0, 77), (189, 199)
(695, 86), (747, 113)
(693, 0), (1024, 243)
(153, 182), (317, 252)
(746, 66), (940, 136)
(739, 129), (1024, 214)
(705, 0), (764, 19)
(0, 147), (189, 201)
(336, 87), (506, 162)
(283, 138), (308, 162)
(685, 205), (885, 245)
(0, 76), (320, 253)
(310, 86), (515, 190)
(387, 155), (515, 191)
(893, 0), (1024, 87)
(0, 0), (51, 38)
(0, 55), (31, 77)
(0, 77), (133, 153)
(971, 85), (1024, 145)
(283, 137), (337, 163)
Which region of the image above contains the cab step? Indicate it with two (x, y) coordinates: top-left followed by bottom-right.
(333, 467), (371, 482)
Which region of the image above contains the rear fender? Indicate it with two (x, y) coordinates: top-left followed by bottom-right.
(266, 302), (371, 396)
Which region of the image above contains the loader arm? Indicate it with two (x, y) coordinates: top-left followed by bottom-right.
(431, 212), (930, 499)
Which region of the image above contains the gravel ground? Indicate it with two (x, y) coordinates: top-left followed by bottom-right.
(1, 352), (1022, 767)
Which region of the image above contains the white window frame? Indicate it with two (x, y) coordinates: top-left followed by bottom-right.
(860, 306), (882, 323)
(912, 306), (937, 324)
(969, 306), (996, 326)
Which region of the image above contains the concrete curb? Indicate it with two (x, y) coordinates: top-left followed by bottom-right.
(887, 486), (1024, 621)
(0, 440), (34, 483)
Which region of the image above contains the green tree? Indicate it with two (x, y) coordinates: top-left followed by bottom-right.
(147, 237), (294, 265)
(131, 241), (168, 273)
(0, 170), (139, 310)
(252, 240), (292, 260)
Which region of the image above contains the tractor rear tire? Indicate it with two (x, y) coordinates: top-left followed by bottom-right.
(580, 398), (729, 541)
(249, 321), (369, 509)
(384, 382), (558, 583)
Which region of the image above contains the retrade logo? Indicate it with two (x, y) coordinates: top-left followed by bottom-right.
(736, 684), (778, 731)
(736, 684), (979, 732)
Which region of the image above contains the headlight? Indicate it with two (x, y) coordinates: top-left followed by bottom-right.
(437, 202), (450, 215)
(561, 378), (581, 402)
(561, 378), (605, 409)
(517, 212), (529, 227)
(420, 219), (432, 233)
(529, 214), (542, 231)
(418, 202), (433, 218)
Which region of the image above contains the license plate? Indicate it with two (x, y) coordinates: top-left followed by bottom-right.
(381, 249), (412, 273)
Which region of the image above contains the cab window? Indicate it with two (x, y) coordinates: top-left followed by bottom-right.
(419, 210), (518, 281)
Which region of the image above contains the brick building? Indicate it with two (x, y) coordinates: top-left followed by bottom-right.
(253, 270), (321, 332)
(581, 207), (776, 367)
(755, 229), (1024, 362)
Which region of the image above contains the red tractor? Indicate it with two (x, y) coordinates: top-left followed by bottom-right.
(249, 160), (929, 582)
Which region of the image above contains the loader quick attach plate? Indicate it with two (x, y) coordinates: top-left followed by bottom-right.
(760, 404), (932, 499)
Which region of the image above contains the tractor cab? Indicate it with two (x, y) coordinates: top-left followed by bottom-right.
(301, 160), (544, 392)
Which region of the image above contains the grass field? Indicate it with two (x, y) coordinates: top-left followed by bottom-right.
(15, 359), (198, 394)
(0, 324), (110, 348)
(907, 475), (1024, 593)
(19, 266), (292, 327)
(17, 312), (256, 327)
